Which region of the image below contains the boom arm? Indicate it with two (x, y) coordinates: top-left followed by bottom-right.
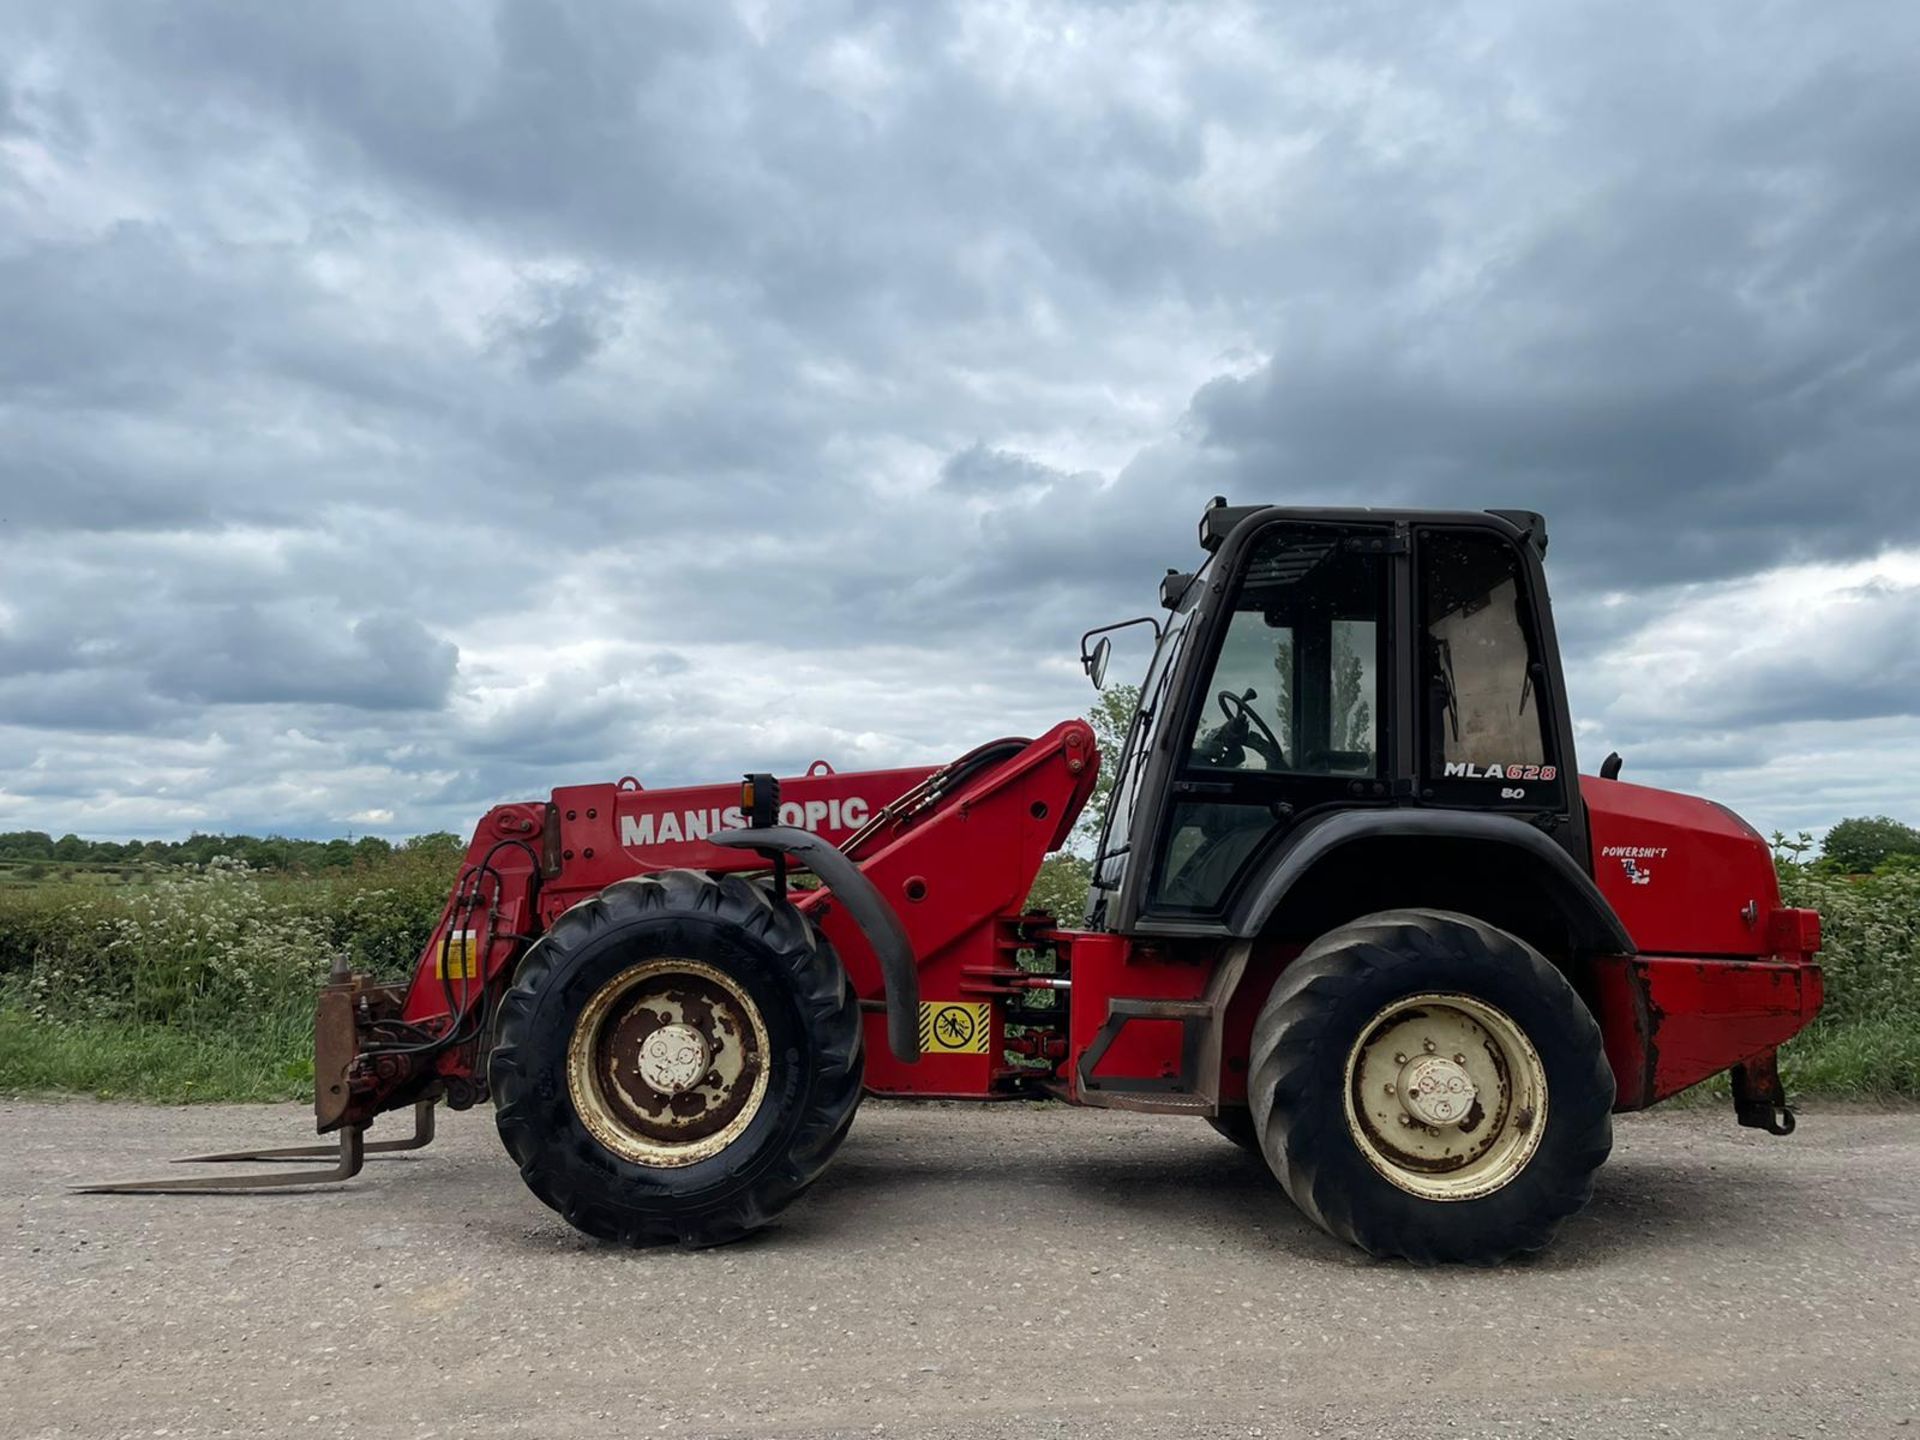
(318, 721), (1099, 1131)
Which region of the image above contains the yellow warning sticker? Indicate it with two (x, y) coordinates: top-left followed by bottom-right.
(435, 930), (480, 980)
(919, 1001), (990, 1055)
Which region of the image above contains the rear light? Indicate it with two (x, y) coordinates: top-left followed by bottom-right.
(1767, 907), (1821, 958)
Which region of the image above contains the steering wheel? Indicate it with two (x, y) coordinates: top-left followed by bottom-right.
(1216, 688), (1287, 768)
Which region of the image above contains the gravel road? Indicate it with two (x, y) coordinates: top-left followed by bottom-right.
(2, 1098), (1916, 1439)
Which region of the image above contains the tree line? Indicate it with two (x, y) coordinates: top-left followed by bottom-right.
(0, 829), (462, 874)
(3, 767), (1914, 885)
(1795, 815), (1920, 875)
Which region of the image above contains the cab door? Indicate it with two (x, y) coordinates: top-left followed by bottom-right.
(1139, 519), (1396, 921)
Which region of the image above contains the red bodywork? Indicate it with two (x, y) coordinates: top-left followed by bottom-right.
(1583, 778), (1823, 1107)
(328, 728), (1820, 1130)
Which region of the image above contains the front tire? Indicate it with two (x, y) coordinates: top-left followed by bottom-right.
(489, 870), (863, 1247)
(1248, 909), (1612, 1263)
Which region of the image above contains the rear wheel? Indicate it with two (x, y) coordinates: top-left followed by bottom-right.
(490, 870), (862, 1247)
(1248, 909), (1612, 1263)
(1207, 1109), (1262, 1152)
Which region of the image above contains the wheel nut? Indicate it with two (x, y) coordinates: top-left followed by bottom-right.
(1423, 1038), (1436, 1053)
(1383, 1082), (1396, 1096)
(1453, 1053), (1466, 1065)
(1394, 1053), (1407, 1065)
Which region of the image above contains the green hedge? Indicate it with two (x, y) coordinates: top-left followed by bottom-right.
(1774, 862), (1920, 1096)
(0, 849), (456, 1033)
(1, 847), (1914, 1101)
(1776, 864), (1920, 1030)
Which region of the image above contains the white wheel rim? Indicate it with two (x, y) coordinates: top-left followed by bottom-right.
(1342, 991), (1548, 1202)
(566, 958), (771, 1169)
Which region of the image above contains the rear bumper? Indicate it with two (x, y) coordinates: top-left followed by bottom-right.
(1587, 954), (1824, 1111)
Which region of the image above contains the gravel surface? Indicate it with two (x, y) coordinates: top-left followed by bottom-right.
(2, 1097), (1917, 1439)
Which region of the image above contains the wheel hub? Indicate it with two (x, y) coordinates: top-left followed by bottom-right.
(565, 958), (770, 1169)
(1343, 991), (1548, 1202)
(636, 1022), (712, 1097)
(1397, 1053), (1476, 1128)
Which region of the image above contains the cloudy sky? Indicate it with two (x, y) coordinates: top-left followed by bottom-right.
(2, 0), (1916, 845)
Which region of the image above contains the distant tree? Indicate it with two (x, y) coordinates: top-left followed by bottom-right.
(1336, 631), (1375, 753)
(260, 837), (306, 870)
(1275, 631), (1370, 755)
(1270, 633), (1295, 754)
(1026, 852), (1093, 921)
(403, 832), (465, 860)
(179, 833), (220, 865)
(1076, 683), (1141, 846)
(1822, 816), (1920, 874)
(0, 826), (457, 877)
(1017, 684), (1142, 921)
(1771, 830), (1815, 867)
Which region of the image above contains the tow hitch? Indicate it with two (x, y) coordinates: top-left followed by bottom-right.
(1731, 1051), (1797, 1136)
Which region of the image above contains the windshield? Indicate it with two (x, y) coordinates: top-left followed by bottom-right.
(1086, 562), (1208, 919)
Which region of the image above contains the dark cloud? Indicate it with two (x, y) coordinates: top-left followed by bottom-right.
(1583, 574), (1920, 734)
(0, 587), (459, 720)
(940, 443), (1064, 493)
(1, 0), (1917, 841)
(149, 611), (459, 711)
(488, 272), (622, 382)
(0, 669), (171, 733)
(1178, 36), (1920, 590)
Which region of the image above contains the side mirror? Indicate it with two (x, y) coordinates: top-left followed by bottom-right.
(1084, 635), (1112, 690)
(1078, 615), (1160, 690)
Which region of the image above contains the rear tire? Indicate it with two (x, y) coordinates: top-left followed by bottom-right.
(1207, 1109), (1262, 1152)
(1248, 909), (1612, 1263)
(490, 870), (863, 1247)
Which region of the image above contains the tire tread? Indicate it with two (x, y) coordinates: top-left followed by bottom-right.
(489, 870), (862, 1248)
(1248, 907), (1612, 1263)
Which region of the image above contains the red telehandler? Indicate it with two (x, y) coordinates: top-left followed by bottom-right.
(84, 503), (1824, 1263)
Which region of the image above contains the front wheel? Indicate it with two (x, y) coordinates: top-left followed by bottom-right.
(1248, 909), (1613, 1263)
(489, 870), (863, 1247)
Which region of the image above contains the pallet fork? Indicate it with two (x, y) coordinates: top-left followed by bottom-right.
(71, 1101), (436, 1195)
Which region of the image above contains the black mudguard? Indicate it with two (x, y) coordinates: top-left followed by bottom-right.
(1228, 809), (1635, 953)
(709, 826), (921, 1061)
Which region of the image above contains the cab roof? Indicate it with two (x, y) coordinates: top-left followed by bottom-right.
(1197, 501), (1549, 557)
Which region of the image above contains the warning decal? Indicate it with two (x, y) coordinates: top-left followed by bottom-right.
(434, 930), (479, 980)
(918, 1001), (990, 1055)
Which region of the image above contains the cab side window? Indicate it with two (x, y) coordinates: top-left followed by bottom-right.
(1420, 531), (1552, 786)
(1184, 531), (1382, 778)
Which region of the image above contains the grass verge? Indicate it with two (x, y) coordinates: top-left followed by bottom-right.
(3, 1003), (1912, 1106)
(1780, 1019), (1920, 1099)
(0, 1008), (312, 1104)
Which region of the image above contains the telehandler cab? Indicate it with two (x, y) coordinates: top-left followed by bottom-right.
(84, 502), (1824, 1263)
